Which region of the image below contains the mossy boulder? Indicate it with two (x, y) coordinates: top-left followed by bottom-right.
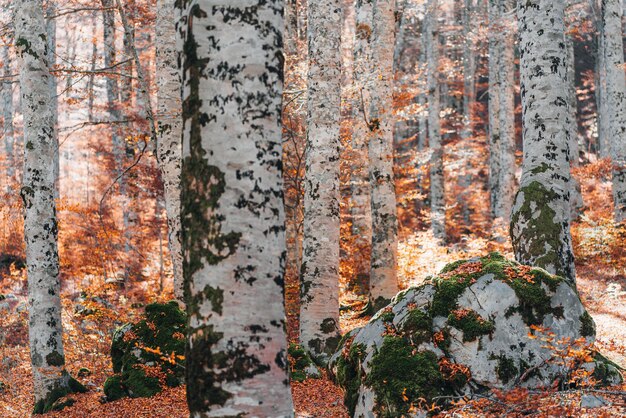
(329, 253), (623, 417)
(103, 301), (186, 401)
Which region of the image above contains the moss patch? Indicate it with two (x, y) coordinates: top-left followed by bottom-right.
(580, 312), (596, 337)
(287, 343), (316, 382)
(400, 309), (432, 344)
(104, 301), (186, 401)
(492, 354), (518, 385)
(335, 342), (366, 416)
(447, 309), (495, 342)
(365, 336), (458, 417)
(33, 374), (87, 414)
(510, 181), (571, 279)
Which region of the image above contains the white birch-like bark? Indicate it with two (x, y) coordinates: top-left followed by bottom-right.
(461, 0), (476, 142)
(156, 0), (183, 301)
(488, 0), (502, 219)
(511, 0), (577, 283)
(368, 0), (398, 309)
(565, 1), (584, 219)
(45, 2), (59, 198)
(16, 0), (84, 411)
(176, 1), (293, 416)
(1, 43), (15, 188)
(495, 0), (517, 220)
(602, 0), (626, 222)
(426, 0), (446, 239)
(300, 0), (342, 363)
(349, 0), (373, 293)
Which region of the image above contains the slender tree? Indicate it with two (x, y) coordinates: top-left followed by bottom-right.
(495, 0), (517, 220)
(511, 0), (576, 283)
(15, 0), (85, 412)
(349, 0), (374, 297)
(488, 0), (502, 219)
(367, 0), (398, 309)
(177, 1), (293, 415)
(1, 40), (15, 189)
(565, 0), (584, 218)
(601, 0), (626, 222)
(156, 0), (183, 301)
(300, 0), (342, 362)
(426, 0), (445, 239)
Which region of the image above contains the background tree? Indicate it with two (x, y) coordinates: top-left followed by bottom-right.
(601, 0), (626, 222)
(155, 0), (183, 301)
(426, 0), (445, 240)
(15, 0), (85, 412)
(368, 0), (399, 309)
(511, 0), (577, 283)
(300, 0), (342, 363)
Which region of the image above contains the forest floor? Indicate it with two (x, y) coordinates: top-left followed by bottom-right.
(1, 175), (626, 417)
(1, 243), (624, 418)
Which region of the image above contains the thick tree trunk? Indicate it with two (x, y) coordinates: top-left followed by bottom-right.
(156, 0), (183, 301)
(15, 0), (85, 412)
(426, 0), (446, 239)
(488, 0), (502, 219)
(300, 0), (342, 363)
(177, 2), (293, 416)
(511, 0), (577, 283)
(495, 0), (517, 221)
(368, 0), (398, 310)
(602, 0), (626, 222)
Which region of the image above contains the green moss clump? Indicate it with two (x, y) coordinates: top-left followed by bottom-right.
(103, 375), (126, 402)
(492, 355), (518, 384)
(335, 342), (366, 416)
(104, 301), (187, 401)
(401, 309), (432, 344)
(366, 336), (451, 417)
(447, 310), (495, 342)
(430, 275), (476, 318)
(287, 343), (315, 382)
(580, 312), (596, 337)
(378, 310), (395, 323)
(592, 352), (624, 385)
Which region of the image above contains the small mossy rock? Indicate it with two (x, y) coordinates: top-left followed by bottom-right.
(104, 301), (186, 401)
(288, 343), (321, 381)
(32, 375), (87, 414)
(329, 253), (624, 417)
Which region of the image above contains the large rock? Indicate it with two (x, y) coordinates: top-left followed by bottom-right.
(103, 301), (186, 401)
(329, 253), (623, 417)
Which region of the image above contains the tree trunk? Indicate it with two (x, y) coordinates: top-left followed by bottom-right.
(177, 2), (293, 415)
(45, 2), (59, 198)
(349, 0), (374, 297)
(87, 12), (98, 122)
(368, 0), (398, 310)
(511, 0), (576, 283)
(602, 0), (626, 222)
(300, 0), (342, 363)
(565, 1), (584, 219)
(156, 0), (183, 301)
(16, 0), (85, 412)
(1, 43), (15, 189)
(426, 0), (446, 240)
(488, 0), (502, 219)
(495, 0), (517, 221)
